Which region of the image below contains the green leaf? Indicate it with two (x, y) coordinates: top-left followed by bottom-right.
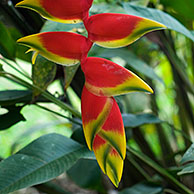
(0, 106), (25, 131)
(67, 159), (103, 191)
(95, 47), (163, 84)
(119, 182), (163, 194)
(32, 55), (56, 99)
(71, 127), (87, 146)
(0, 133), (92, 194)
(0, 22), (16, 60)
(122, 113), (162, 128)
(180, 144), (194, 164)
(178, 164), (194, 176)
(122, 3), (194, 42)
(178, 144), (194, 175)
(64, 63), (80, 89)
(0, 90), (32, 106)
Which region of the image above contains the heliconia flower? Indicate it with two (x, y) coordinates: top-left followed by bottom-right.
(81, 57), (153, 97)
(16, 0), (93, 24)
(17, 32), (93, 65)
(81, 86), (126, 187)
(84, 13), (166, 48)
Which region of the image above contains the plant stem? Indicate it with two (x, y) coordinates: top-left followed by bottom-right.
(1, 58), (31, 80)
(1, 71), (81, 118)
(127, 153), (152, 181)
(127, 146), (194, 194)
(36, 104), (82, 126)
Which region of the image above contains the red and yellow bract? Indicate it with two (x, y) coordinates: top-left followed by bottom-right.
(16, 0), (166, 187)
(17, 32), (93, 65)
(82, 57), (153, 97)
(16, 0), (93, 23)
(81, 86), (125, 187)
(85, 13), (166, 48)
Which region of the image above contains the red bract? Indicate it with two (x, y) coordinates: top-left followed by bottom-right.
(85, 13), (166, 48)
(16, 0), (93, 23)
(81, 57), (153, 97)
(17, 32), (93, 65)
(81, 86), (125, 186)
(17, 0), (166, 187)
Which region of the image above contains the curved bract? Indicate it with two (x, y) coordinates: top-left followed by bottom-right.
(16, 0), (93, 23)
(81, 57), (153, 96)
(85, 13), (166, 48)
(81, 86), (126, 187)
(17, 32), (92, 65)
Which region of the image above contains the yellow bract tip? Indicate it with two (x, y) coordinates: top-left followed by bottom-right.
(15, 0), (40, 8)
(15, 1), (25, 7)
(32, 51), (39, 64)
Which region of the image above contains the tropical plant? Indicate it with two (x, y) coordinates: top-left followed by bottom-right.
(0, 0), (194, 194)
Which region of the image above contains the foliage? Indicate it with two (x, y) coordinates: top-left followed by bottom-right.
(0, 0), (194, 193)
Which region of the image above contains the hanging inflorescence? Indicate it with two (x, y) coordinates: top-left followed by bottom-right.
(16, 0), (166, 187)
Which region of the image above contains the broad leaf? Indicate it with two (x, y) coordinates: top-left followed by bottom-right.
(32, 54), (56, 99)
(119, 182), (163, 194)
(67, 159), (103, 191)
(0, 133), (92, 194)
(122, 113), (162, 128)
(178, 143), (194, 175)
(0, 90), (32, 106)
(123, 3), (194, 42)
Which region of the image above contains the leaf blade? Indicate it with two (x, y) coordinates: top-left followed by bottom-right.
(0, 133), (92, 194)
